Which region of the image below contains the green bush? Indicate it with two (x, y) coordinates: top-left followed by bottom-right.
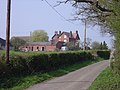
(9, 54), (30, 76)
(27, 54), (49, 72)
(0, 61), (10, 78)
(0, 51), (94, 77)
(97, 50), (110, 59)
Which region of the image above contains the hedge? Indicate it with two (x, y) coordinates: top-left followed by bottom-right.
(0, 51), (94, 78)
(97, 50), (110, 59)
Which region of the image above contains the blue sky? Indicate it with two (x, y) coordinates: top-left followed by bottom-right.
(0, 0), (113, 48)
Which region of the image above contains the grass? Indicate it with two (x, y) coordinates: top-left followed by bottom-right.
(0, 58), (102, 90)
(88, 67), (120, 90)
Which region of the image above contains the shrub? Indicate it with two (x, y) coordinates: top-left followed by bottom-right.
(9, 54), (29, 76)
(0, 61), (10, 78)
(97, 50), (110, 59)
(27, 54), (49, 72)
(0, 51), (94, 77)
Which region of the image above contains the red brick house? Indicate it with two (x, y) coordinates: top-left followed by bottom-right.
(19, 42), (56, 52)
(18, 31), (80, 52)
(51, 31), (80, 49)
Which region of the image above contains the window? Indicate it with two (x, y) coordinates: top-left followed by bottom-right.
(41, 47), (45, 51)
(32, 47), (33, 51)
(37, 47), (39, 49)
(36, 47), (39, 51)
(64, 40), (67, 42)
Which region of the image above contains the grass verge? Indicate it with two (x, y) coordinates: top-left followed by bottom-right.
(88, 67), (120, 90)
(0, 58), (102, 90)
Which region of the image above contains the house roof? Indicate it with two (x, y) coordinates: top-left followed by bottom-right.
(61, 32), (71, 38)
(72, 33), (80, 40)
(26, 42), (51, 46)
(0, 38), (6, 46)
(53, 31), (80, 40)
(52, 34), (59, 39)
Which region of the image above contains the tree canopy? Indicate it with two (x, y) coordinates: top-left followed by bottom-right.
(10, 37), (26, 51)
(91, 41), (100, 50)
(31, 30), (49, 42)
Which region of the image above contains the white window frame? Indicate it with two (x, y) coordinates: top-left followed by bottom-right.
(64, 40), (67, 42)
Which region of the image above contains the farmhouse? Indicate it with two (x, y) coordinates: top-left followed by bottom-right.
(51, 31), (80, 45)
(18, 31), (80, 52)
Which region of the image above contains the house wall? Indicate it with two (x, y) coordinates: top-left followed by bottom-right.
(58, 33), (69, 43)
(52, 35), (59, 42)
(46, 45), (56, 51)
(19, 45), (56, 52)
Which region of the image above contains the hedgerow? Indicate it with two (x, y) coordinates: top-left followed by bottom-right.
(0, 51), (94, 78)
(97, 50), (110, 59)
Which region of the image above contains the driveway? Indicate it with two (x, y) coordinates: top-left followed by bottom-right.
(26, 60), (109, 90)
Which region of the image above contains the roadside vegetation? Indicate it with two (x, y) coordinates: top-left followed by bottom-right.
(0, 59), (101, 90)
(0, 50), (109, 90)
(89, 67), (120, 90)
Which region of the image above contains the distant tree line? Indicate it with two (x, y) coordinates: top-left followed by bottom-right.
(91, 41), (108, 50)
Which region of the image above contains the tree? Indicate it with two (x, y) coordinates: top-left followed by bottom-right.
(99, 41), (108, 50)
(67, 41), (80, 50)
(91, 41), (108, 50)
(81, 38), (92, 50)
(102, 41), (108, 50)
(10, 37), (26, 51)
(59, 0), (119, 34)
(99, 42), (103, 50)
(57, 0), (120, 74)
(31, 30), (49, 42)
(91, 41), (100, 50)
(67, 42), (75, 50)
(86, 38), (92, 49)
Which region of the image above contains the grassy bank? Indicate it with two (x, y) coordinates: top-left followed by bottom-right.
(88, 67), (120, 90)
(0, 58), (102, 90)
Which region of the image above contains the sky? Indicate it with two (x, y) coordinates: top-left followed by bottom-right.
(0, 0), (114, 48)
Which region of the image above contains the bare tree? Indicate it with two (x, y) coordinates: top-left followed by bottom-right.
(57, 0), (117, 34)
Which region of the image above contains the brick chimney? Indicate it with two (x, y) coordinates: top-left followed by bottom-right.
(55, 31), (58, 35)
(76, 30), (78, 34)
(70, 31), (73, 38)
(76, 30), (80, 40)
(59, 31), (61, 34)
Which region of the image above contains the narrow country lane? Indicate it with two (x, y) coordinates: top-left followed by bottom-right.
(26, 60), (109, 90)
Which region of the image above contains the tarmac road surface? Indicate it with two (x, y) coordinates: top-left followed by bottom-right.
(26, 60), (109, 90)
